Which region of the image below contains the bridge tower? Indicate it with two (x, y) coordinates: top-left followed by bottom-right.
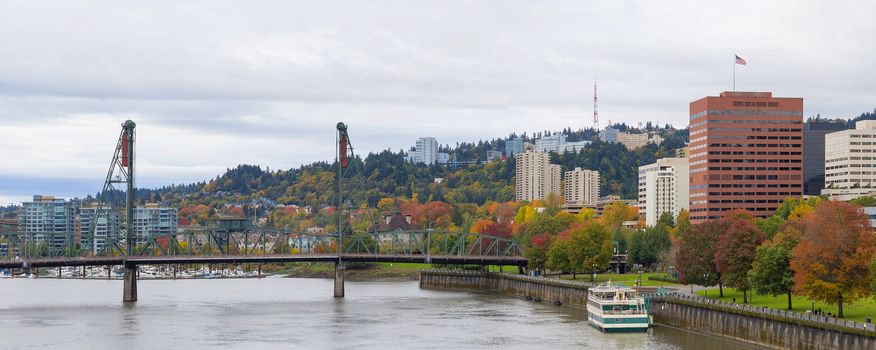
(91, 120), (137, 301)
(335, 122), (349, 298)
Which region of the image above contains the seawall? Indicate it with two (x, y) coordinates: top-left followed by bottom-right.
(419, 269), (590, 308)
(420, 269), (876, 350)
(651, 296), (876, 350)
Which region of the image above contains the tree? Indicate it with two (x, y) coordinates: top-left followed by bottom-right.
(547, 238), (572, 276)
(791, 201), (875, 318)
(676, 220), (724, 296)
(565, 221), (613, 277)
(850, 195), (876, 207)
(525, 233), (551, 271)
(714, 210), (765, 303)
(629, 223), (672, 269)
(599, 202), (637, 229)
(748, 228), (801, 310)
(612, 229), (628, 254)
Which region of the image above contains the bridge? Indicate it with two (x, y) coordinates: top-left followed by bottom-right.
(0, 121), (527, 301)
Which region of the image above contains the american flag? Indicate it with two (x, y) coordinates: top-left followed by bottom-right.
(735, 55), (747, 65)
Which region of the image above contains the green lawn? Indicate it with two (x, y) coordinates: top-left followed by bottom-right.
(563, 272), (680, 287)
(695, 287), (876, 323)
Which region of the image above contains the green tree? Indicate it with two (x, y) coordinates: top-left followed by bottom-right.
(547, 238), (573, 276)
(748, 228), (801, 310)
(612, 229), (628, 254)
(629, 223), (672, 269)
(850, 195), (876, 207)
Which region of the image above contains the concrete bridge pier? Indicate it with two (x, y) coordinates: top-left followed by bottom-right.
(123, 263), (138, 302)
(334, 263), (345, 298)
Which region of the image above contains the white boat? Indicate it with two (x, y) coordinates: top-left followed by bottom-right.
(586, 281), (651, 332)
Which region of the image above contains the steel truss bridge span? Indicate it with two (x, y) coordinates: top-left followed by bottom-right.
(0, 229), (524, 262)
(0, 254), (526, 269)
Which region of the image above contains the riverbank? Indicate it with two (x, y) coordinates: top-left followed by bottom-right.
(421, 269), (876, 350)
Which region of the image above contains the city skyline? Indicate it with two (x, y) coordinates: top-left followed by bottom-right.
(1, 0), (875, 203)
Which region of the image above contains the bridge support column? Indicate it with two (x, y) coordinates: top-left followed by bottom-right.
(123, 264), (138, 302)
(334, 263), (345, 298)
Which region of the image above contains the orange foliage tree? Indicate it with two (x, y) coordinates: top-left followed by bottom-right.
(790, 201), (875, 318)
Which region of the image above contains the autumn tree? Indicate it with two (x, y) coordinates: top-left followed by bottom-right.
(423, 201), (453, 229)
(566, 221), (613, 277)
(791, 201), (875, 318)
(525, 233), (552, 271)
(599, 201), (637, 229)
(714, 210), (765, 303)
(676, 220), (724, 296)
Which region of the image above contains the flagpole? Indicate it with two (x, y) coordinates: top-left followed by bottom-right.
(733, 55), (736, 91)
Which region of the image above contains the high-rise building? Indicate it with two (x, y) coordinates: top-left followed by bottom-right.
(515, 151), (561, 201)
(803, 120), (848, 195)
(688, 91), (803, 223)
(506, 137), (524, 156)
(133, 204), (178, 243)
(823, 121), (876, 200)
(564, 168), (599, 206)
(638, 158), (689, 226)
(20, 195), (78, 247)
(408, 137), (438, 165)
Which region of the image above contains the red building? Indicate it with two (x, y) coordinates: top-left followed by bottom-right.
(688, 91), (804, 224)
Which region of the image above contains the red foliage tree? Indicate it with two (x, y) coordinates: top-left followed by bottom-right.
(676, 220), (724, 295)
(791, 201), (875, 318)
(714, 210), (765, 303)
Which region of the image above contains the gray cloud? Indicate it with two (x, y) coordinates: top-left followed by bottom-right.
(0, 0), (874, 199)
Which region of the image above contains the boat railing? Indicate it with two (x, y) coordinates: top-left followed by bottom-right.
(602, 309), (647, 316)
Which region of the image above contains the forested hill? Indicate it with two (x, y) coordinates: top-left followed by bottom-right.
(139, 127), (688, 208)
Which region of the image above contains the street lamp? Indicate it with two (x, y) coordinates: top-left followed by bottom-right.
(591, 263), (597, 283)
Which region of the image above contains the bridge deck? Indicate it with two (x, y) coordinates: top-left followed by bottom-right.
(0, 254), (528, 269)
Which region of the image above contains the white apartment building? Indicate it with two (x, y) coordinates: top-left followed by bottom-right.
(20, 195), (77, 247)
(638, 158), (689, 226)
(515, 151), (561, 201)
(823, 120), (876, 200)
(564, 168), (599, 206)
(409, 137), (439, 165)
(133, 204), (178, 243)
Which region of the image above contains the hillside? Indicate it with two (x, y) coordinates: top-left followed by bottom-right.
(136, 126), (688, 209)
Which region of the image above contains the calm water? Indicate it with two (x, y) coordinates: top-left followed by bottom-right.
(0, 277), (759, 349)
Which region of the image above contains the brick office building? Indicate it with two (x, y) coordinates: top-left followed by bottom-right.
(688, 91), (804, 223)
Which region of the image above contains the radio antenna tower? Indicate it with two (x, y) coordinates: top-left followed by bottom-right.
(593, 74), (599, 130)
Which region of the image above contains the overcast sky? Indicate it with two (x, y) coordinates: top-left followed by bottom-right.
(1, 0), (874, 204)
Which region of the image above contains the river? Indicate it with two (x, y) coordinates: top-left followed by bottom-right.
(0, 277), (759, 349)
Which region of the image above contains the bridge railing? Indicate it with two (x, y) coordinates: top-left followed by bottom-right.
(651, 293), (876, 335)
(0, 229), (524, 261)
